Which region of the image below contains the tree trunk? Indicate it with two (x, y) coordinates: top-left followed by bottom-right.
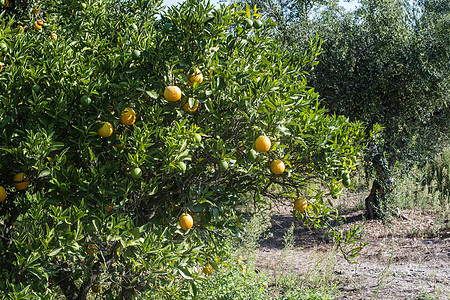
(364, 142), (394, 220)
(365, 180), (381, 219)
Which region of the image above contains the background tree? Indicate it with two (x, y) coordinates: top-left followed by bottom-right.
(243, 0), (329, 45)
(248, 0), (449, 218)
(311, 0), (449, 218)
(0, 0), (365, 298)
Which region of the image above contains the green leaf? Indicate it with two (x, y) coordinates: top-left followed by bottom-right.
(48, 248), (62, 257)
(178, 267), (193, 280)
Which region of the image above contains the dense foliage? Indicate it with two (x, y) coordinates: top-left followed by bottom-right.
(0, 0), (366, 298)
(255, 0), (449, 164)
(246, 0), (449, 219)
(310, 0), (449, 165)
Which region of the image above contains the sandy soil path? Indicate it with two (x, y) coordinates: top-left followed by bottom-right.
(256, 203), (450, 299)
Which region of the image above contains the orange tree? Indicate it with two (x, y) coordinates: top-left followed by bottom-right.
(0, 0), (365, 298)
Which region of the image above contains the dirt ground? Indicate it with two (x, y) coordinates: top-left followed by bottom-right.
(256, 199), (450, 299)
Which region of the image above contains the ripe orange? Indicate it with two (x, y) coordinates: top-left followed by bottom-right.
(32, 7), (39, 14)
(240, 264), (247, 274)
(236, 255), (243, 265)
(294, 197), (307, 212)
(106, 100), (117, 111)
(98, 122), (113, 137)
(50, 33), (57, 40)
(113, 139), (122, 148)
(255, 135), (271, 153)
(179, 213), (193, 230)
(164, 86), (182, 102)
(91, 284), (101, 293)
(203, 263), (213, 275)
(34, 22), (42, 30)
(104, 203), (113, 212)
(270, 160), (285, 174)
(86, 243), (98, 255)
(120, 107), (136, 125)
(182, 99), (199, 113)
(0, 62), (2, 73)
(188, 68), (203, 87)
(0, 186), (6, 202)
(34, 19), (44, 30)
(13, 173), (30, 190)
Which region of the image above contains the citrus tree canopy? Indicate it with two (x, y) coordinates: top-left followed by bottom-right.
(0, 0), (365, 298)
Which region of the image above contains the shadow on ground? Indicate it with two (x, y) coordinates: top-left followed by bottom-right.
(259, 208), (365, 250)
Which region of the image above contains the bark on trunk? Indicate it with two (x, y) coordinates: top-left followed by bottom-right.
(365, 179), (381, 219)
(364, 142), (394, 220)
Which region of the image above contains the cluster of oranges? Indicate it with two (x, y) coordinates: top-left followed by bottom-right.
(97, 107), (136, 138)
(0, 173), (31, 204)
(163, 68), (203, 113)
(254, 135), (285, 175)
(85, 70), (202, 284)
(33, 19), (44, 30)
(176, 135), (285, 234)
(1, 8), (59, 73)
(255, 135), (311, 213)
(7, 5), (59, 37)
(97, 67), (202, 158)
(32, 18), (57, 40)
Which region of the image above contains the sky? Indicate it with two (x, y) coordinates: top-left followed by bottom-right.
(162, 0), (359, 11)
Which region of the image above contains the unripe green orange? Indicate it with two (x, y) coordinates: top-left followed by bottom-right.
(130, 167), (142, 179)
(253, 19), (263, 29)
(182, 100), (199, 113)
(178, 161), (186, 172)
(219, 160), (228, 170)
